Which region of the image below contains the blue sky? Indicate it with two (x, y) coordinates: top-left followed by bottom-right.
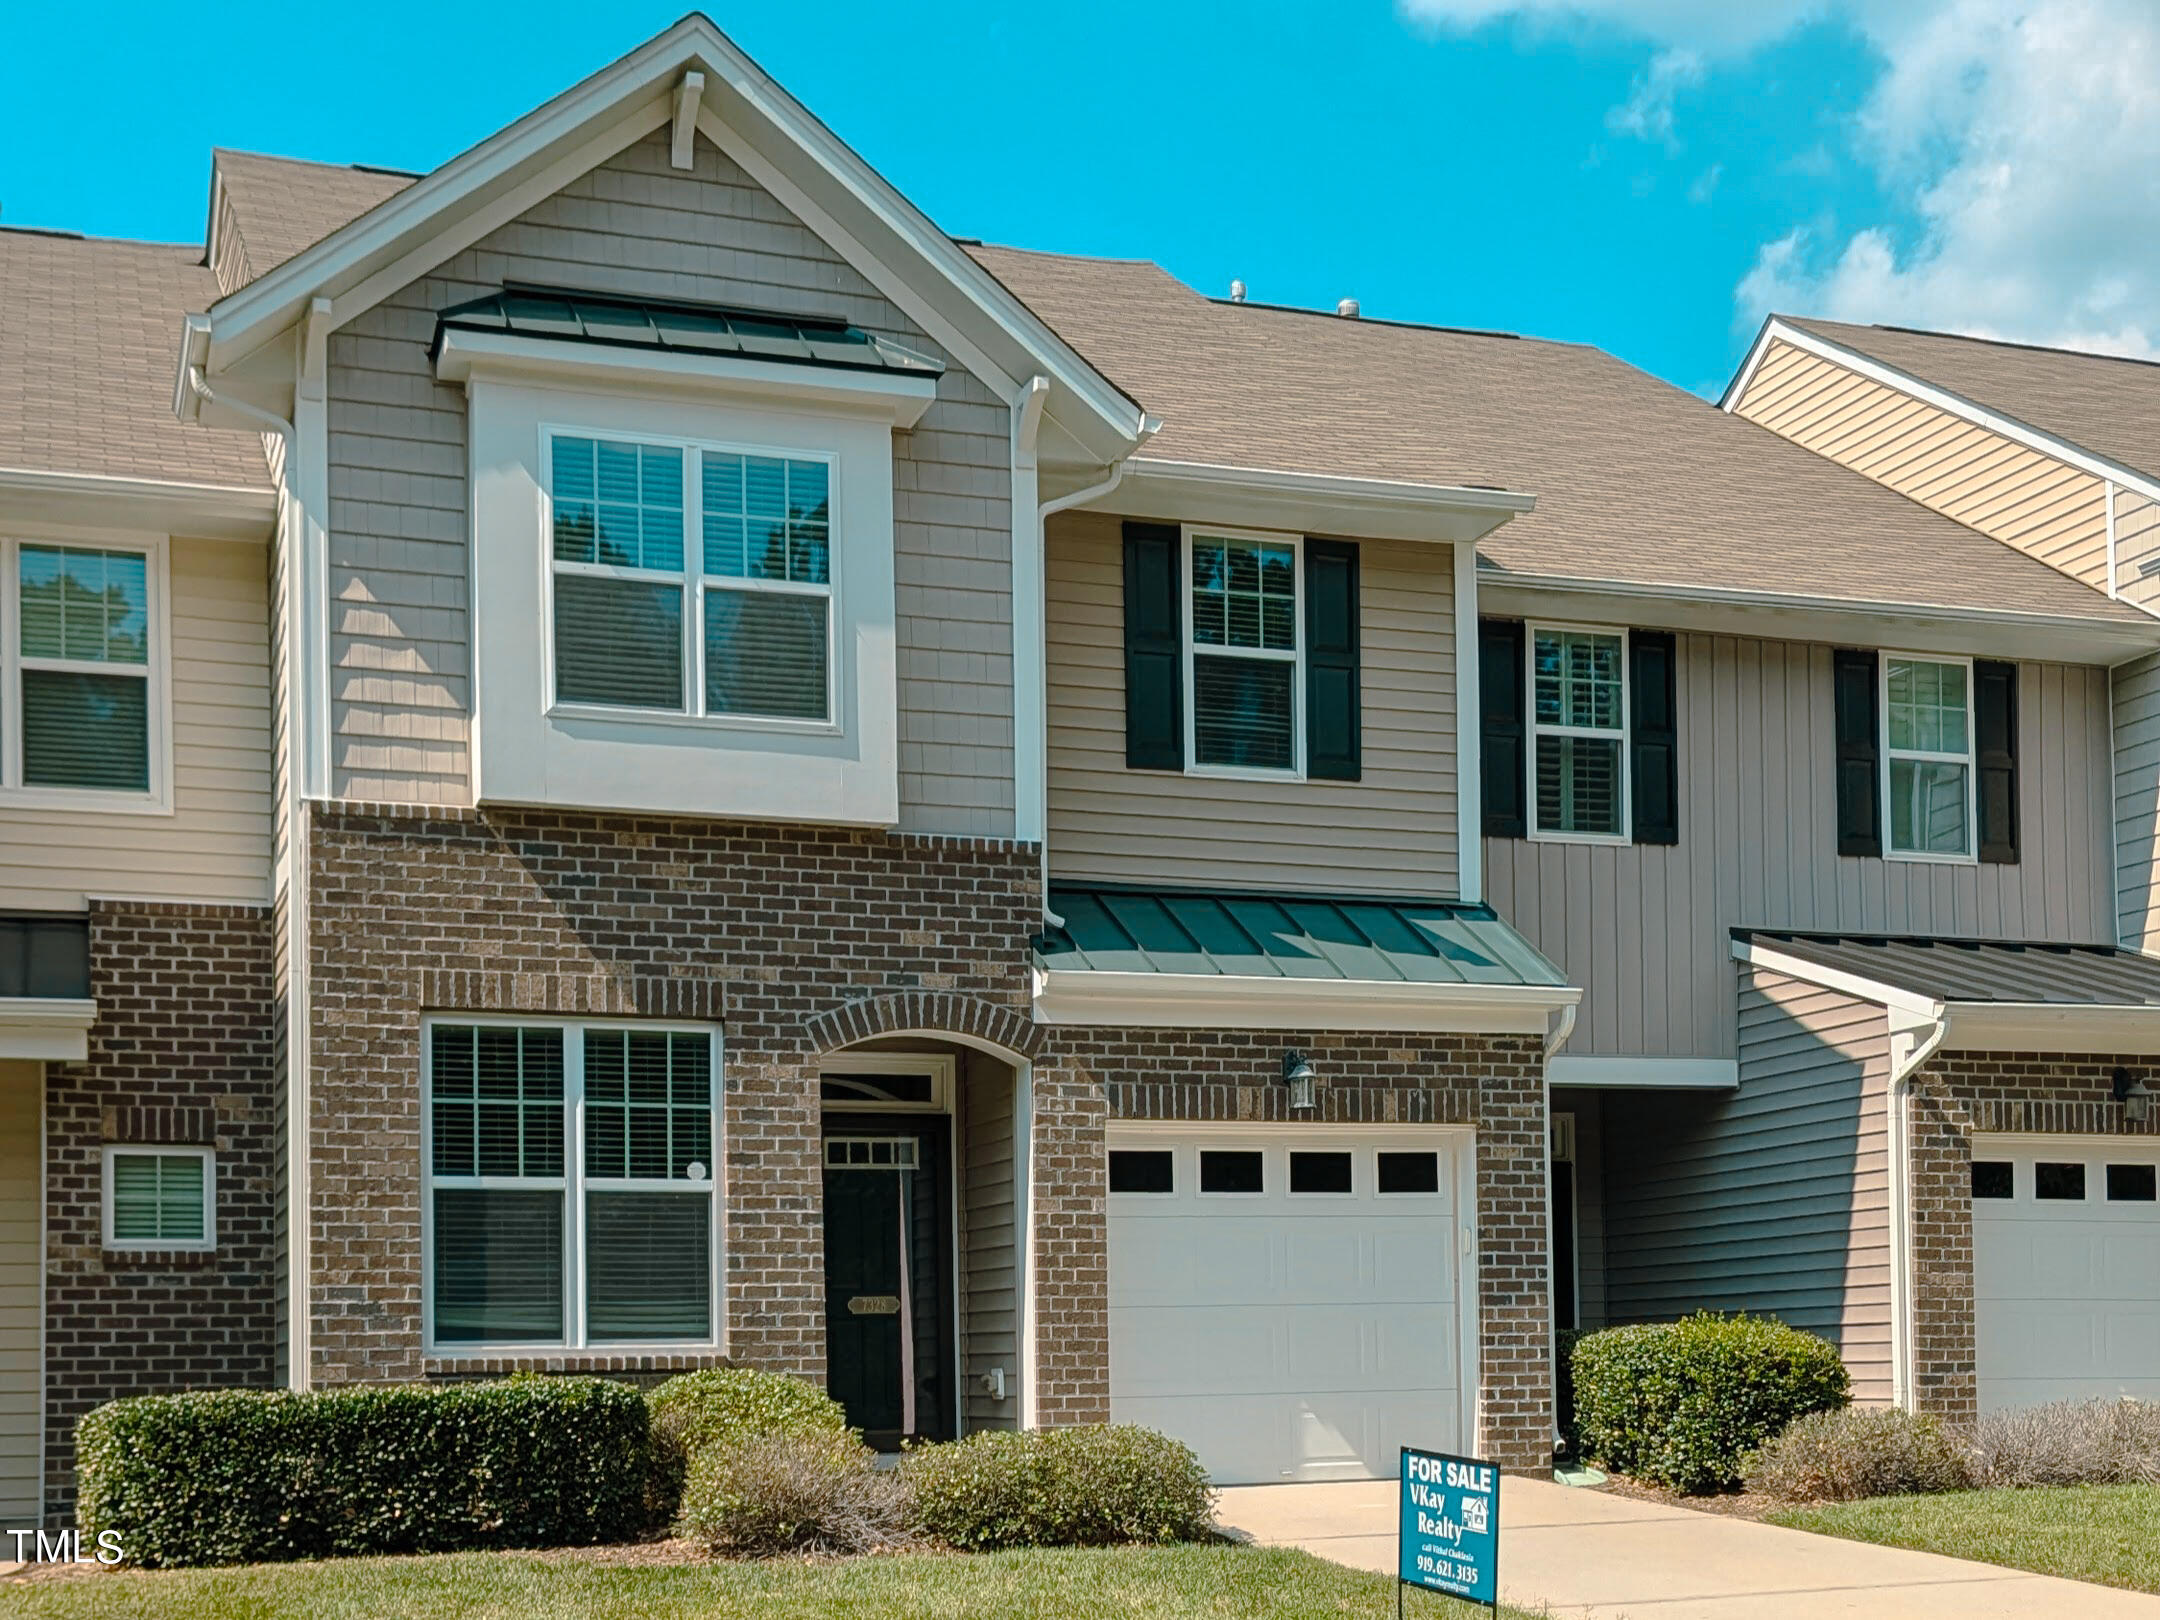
(5, 3), (2141, 394)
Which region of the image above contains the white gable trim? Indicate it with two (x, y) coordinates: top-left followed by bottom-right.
(197, 16), (1144, 455)
(1725, 317), (2160, 512)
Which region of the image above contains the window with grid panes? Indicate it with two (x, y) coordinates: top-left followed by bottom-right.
(1188, 533), (1299, 770)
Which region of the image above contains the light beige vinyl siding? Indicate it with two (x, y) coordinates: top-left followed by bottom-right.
(2111, 485), (2160, 615)
(0, 537), (271, 911)
(0, 1060), (39, 1524)
(1734, 339), (2112, 592)
(958, 1050), (1018, 1434)
(1603, 970), (1892, 1401)
(325, 128), (1015, 833)
(1485, 636), (2113, 1058)
(2115, 651), (2160, 953)
(1045, 510), (1458, 895)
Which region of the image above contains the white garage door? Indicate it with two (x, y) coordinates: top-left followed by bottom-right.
(1972, 1136), (2160, 1413)
(1107, 1126), (1471, 1484)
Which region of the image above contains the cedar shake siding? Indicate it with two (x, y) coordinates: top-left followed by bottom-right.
(1484, 638), (2114, 1059)
(324, 127), (1015, 834)
(1731, 338), (2117, 599)
(1044, 508), (1461, 896)
(42, 901), (279, 1518)
(1601, 969), (1893, 1400)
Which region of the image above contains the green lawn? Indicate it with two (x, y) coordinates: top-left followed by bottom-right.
(1767, 1483), (2160, 1595)
(0, 1543), (1532, 1620)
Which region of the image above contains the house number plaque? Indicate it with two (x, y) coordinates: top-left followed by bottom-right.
(848, 1295), (901, 1315)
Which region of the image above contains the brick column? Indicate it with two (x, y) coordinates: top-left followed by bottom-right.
(1026, 1056), (1111, 1424)
(1905, 1081), (1978, 1427)
(1474, 1038), (1555, 1473)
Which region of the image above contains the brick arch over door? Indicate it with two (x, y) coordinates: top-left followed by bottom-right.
(801, 992), (1044, 1062)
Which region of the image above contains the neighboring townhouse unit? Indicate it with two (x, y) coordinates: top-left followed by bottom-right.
(7, 14), (2160, 1529)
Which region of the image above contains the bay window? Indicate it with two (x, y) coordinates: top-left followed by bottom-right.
(0, 538), (163, 805)
(547, 431), (832, 725)
(424, 1019), (719, 1351)
(1531, 625), (1628, 840)
(1883, 654), (1974, 859)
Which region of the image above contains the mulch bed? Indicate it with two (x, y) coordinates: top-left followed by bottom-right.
(1598, 1474), (1784, 1520)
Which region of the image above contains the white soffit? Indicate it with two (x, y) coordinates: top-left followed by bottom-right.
(1101, 459), (1536, 545)
(1548, 1055), (1739, 1089)
(1032, 969), (1578, 1034)
(0, 998), (96, 1063)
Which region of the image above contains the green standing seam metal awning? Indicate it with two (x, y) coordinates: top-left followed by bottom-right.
(1036, 884), (1570, 990)
(428, 286), (947, 378)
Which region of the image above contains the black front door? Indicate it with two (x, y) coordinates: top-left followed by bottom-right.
(822, 1117), (953, 1449)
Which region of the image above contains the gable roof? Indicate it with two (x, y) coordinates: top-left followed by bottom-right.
(1782, 317), (2160, 487)
(967, 245), (2149, 628)
(0, 227), (266, 493)
(212, 149), (416, 288)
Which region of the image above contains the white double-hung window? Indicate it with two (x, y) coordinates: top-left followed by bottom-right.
(1883, 654), (1975, 859)
(547, 433), (833, 724)
(423, 1019), (720, 1351)
(1185, 528), (1301, 773)
(0, 539), (164, 805)
(1531, 624), (1628, 840)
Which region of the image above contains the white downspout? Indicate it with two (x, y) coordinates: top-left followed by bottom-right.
(1887, 1007), (1949, 1411)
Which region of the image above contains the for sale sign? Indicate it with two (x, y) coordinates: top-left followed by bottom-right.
(1398, 1446), (1499, 1610)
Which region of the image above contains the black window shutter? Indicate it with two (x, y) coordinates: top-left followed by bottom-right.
(1975, 659), (2020, 864)
(1304, 539), (1361, 780)
(1833, 648), (1882, 857)
(1630, 630), (1679, 845)
(1480, 617), (1527, 838)
(1121, 522), (1184, 770)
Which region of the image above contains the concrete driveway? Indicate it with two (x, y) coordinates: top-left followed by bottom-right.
(1217, 1475), (2160, 1618)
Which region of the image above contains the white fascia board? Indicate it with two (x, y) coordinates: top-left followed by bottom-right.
(1032, 969), (1578, 1033)
(432, 329), (941, 426)
(1479, 569), (2160, 664)
(1107, 459), (1534, 546)
(1940, 1001), (2160, 1054)
(1548, 1055), (1739, 1089)
(0, 998), (97, 1063)
(0, 466), (276, 542)
(1731, 938), (1944, 1021)
(1728, 317), (2160, 510)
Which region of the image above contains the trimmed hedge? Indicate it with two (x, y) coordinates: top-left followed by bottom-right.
(903, 1425), (1215, 1551)
(75, 1377), (650, 1567)
(645, 1366), (852, 1524)
(1573, 1314), (1849, 1493)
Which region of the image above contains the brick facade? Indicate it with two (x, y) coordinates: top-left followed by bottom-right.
(42, 901), (278, 1517)
(304, 805), (1557, 1468)
(1905, 1051), (2160, 1426)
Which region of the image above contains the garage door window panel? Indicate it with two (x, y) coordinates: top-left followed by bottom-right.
(1199, 1150), (1265, 1195)
(1377, 1152), (1441, 1195)
(2108, 1163), (2157, 1202)
(1110, 1149), (1175, 1194)
(1289, 1151), (1353, 1195)
(2035, 1162), (2087, 1201)
(1972, 1160), (2014, 1200)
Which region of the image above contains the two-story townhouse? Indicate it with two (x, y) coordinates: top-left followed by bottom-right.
(983, 254), (2160, 1430)
(1713, 316), (2160, 1422)
(4, 16), (1594, 1521)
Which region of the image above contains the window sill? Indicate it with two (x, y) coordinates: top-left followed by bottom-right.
(546, 701), (841, 740)
(1882, 848), (1979, 867)
(0, 784), (173, 817)
(1526, 829), (1633, 847)
(423, 1347), (729, 1376)
(1182, 764), (1307, 784)
(101, 1242), (217, 1256)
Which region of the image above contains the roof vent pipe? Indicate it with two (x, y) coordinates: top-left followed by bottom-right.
(1229, 279), (1247, 302)
(1337, 298), (1361, 318)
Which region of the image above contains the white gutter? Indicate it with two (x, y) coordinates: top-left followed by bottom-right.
(1886, 1007), (1949, 1411)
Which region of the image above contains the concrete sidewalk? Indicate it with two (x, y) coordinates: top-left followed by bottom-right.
(1218, 1475), (2160, 1618)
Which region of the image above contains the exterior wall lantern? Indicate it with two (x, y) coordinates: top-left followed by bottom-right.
(1282, 1049), (1317, 1112)
(2114, 1067), (2153, 1123)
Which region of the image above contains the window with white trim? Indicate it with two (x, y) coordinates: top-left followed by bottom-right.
(547, 433), (833, 724)
(1185, 529), (1301, 772)
(2, 539), (160, 800)
(1882, 655), (1974, 859)
(1531, 625), (1627, 839)
(424, 1020), (719, 1350)
(102, 1146), (214, 1251)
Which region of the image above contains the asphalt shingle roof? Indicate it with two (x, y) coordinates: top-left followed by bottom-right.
(1787, 317), (2160, 487)
(0, 228), (265, 489)
(211, 149), (417, 288)
(968, 245), (2145, 625)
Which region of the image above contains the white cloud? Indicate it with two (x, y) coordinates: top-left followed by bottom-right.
(1687, 161), (1723, 203)
(1401, 0), (2160, 357)
(1607, 49), (1704, 150)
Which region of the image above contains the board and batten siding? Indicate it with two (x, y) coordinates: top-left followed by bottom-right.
(1733, 339), (2113, 594)
(959, 1050), (1019, 1434)
(2115, 651), (2160, 953)
(1603, 969), (1894, 1402)
(0, 536), (272, 911)
(0, 1060), (39, 1524)
(1485, 636), (2113, 1059)
(1044, 510), (1459, 895)
(325, 127), (1015, 834)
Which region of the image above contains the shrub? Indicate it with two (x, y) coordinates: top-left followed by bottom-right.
(1974, 1398), (2160, 1488)
(644, 1367), (851, 1524)
(1572, 1313), (1849, 1494)
(75, 1377), (650, 1568)
(1744, 1406), (1975, 1502)
(903, 1425), (1215, 1550)
(678, 1430), (909, 1557)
